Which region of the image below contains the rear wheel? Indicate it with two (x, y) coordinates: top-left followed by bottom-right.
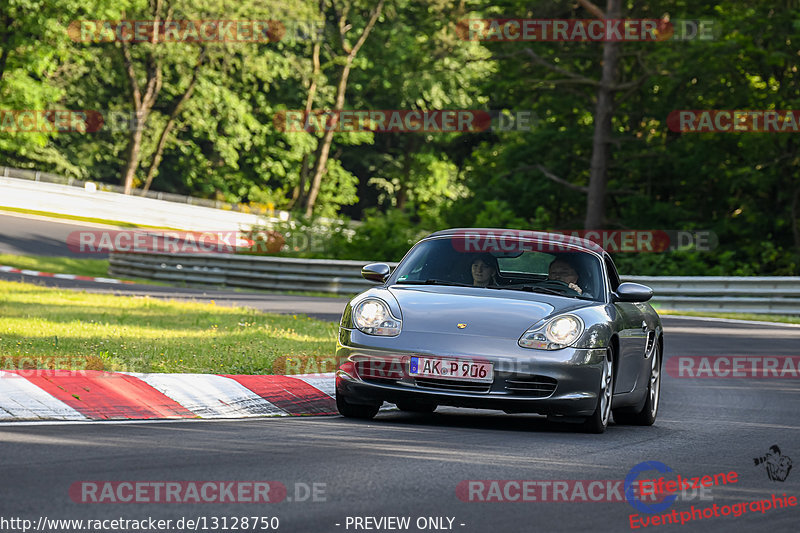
(395, 401), (437, 413)
(582, 348), (614, 434)
(614, 343), (661, 426)
(336, 393), (380, 420)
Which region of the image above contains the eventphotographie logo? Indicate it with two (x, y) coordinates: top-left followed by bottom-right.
(754, 445), (793, 482)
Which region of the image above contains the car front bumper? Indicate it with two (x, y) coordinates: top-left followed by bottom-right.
(335, 331), (608, 417)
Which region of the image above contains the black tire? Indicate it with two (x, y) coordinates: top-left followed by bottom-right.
(336, 392), (380, 420)
(582, 348), (614, 434)
(395, 401), (437, 413)
(614, 343), (661, 426)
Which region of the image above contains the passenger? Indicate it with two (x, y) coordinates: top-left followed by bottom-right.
(548, 257), (585, 295)
(470, 254), (499, 287)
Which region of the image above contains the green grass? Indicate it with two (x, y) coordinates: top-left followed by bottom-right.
(0, 252), (354, 294)
(0, 206), (177, 229)
(656, 308), (800, 324)
(0, 280), (338, 374)
(0, 253), (111, 278)
(0, 253), (173, 285)
(231, 287), (354, 299)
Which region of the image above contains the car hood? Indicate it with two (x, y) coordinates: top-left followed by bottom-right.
(387, 285), (588, 338)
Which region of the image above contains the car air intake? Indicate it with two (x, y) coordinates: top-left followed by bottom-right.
(414, 377), (492, 394)
(645, 331), (657, 355)
(504, 375), (557, 397)
(356, 359), (405, 380)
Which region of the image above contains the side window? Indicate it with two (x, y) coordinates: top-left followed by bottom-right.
(604, 255), (621, 292)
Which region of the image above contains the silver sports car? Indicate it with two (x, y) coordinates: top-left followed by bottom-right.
(334, 229), (662, 433)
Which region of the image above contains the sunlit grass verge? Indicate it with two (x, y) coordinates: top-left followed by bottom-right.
(0, 280), (338, 374)
(656, 308), (800, 325)
(0, 253), (110, 278)
(0, 253), (174, 285)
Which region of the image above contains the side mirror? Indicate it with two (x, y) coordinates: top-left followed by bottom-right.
(361, 263), (391, 283)
(613, 282), (653, 303)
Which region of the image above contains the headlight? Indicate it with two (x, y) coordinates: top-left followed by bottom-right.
(519, 314), (584, 350)
(353, 298), (401, 336)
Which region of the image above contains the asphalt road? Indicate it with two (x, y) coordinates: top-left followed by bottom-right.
(1, 317), (799, 533)
(1, 212), (798, 531)
(0, 211), (111, 258)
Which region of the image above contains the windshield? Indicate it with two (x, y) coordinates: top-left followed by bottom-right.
(392, 237), (604, 301)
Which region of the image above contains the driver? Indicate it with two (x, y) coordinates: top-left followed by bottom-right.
(548, 258), (584, 295)
(470, 254), (499, 287)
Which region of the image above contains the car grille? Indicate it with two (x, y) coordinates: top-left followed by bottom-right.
(504, 375), (557, 397)
(414, 377), (492, 394)
(362, 377), (400, 386)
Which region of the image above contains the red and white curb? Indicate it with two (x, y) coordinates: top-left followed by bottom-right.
(0, 370), (343, 421)
(0, 265), (133, 284)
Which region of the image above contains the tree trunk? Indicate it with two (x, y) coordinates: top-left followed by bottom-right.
(0, 44), (9, 87)
(396, 137), (418, 210)
(289, 40), (321, 210)
(141, 50), (205, 194)
(583, 0), (622, 229)
(301, 0), (385, 217)
(120, 2), (163, 194)
(122, 118), (145, 195)
(301, 58), (352, 217)
(792, 186), (800, 250)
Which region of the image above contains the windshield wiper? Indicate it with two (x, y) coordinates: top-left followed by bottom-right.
(504, 285), (592, 299)
(526, 286), (565, 296)
(395, 278), (473, 287)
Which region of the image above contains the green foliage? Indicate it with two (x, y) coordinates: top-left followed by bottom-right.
(337, 208), (432, 261)
(259, 208), (432, 262)
(2, 0), (799, 274)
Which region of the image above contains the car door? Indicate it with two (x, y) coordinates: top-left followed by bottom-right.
(605, 256), (648, 393)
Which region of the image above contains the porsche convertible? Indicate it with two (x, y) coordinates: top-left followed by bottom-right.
(334, 229), (662, 433)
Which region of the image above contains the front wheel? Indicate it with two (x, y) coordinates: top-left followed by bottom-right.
(582, 348), (614, 434)
(336, 393), (380, 420)
(614, 343), (661, 426)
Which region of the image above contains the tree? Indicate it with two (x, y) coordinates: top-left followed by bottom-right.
(295, 0), (385, 216)
(583, 0), (621, 229)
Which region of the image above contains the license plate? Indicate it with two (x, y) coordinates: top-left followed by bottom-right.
(409, 356), (493, 382)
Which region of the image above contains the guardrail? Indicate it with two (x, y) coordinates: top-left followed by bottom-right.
(109, 252), (388, 295)
(623, 276), (800, 315)
(108, 252), (800, 314)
